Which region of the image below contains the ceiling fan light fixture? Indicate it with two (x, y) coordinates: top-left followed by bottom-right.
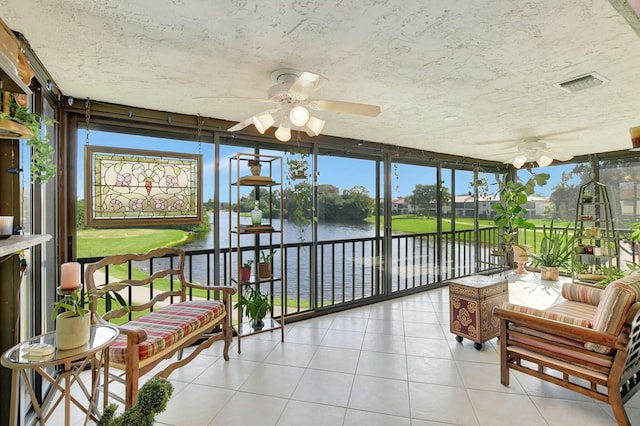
(253, 113), (275, 134)
(289, 106), (310, 126)
(305, 116), (325, 137)
(512, 155), (527, 169)
(536, 154), (553, 167)
(275, 124), (291, 142)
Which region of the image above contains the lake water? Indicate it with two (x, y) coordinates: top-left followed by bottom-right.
(180, 212), (377, 251)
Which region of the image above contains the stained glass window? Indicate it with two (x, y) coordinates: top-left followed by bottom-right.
(85, 146), (202, 226)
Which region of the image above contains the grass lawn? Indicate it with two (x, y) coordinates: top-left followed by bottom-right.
(77, 228), (191, 258)
(365, 214), (495, 234)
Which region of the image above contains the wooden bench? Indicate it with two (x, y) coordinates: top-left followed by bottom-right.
(493, 272), (640, 425)
(85, 247), (236, 408)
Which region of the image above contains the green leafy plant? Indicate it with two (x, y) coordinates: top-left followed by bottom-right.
(595, 263), (638, 287)
(234, 286), (272, 326)
(98, 377), (173, 426)
(242, 260), (254, 270)
(260, 249), (276, 263)
(50, 285), (128, 320)
(0, 92), (57, 183)
(528, 220), (576, 269)
(491, 172), (549, 251)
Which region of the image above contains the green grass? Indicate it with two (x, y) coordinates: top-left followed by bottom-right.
(77, 228), (191, 257)
(364, 214), (496, 234)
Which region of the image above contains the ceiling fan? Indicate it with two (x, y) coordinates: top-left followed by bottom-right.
(478, 128), (586, 168)
(504, 138), (574, 168)
(226, 68), (381, 142)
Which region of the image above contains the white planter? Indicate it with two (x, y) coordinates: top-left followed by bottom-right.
(56, 312), (90, 350)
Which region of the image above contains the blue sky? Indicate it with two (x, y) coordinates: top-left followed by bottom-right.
(77, 130), (577, 201)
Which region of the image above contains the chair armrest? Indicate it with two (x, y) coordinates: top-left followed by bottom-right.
(493, 306), (621, 350)
(185, 281), (237, 295)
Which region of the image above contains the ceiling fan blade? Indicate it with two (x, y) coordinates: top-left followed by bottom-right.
(288, 72), (327, 100)
(228, 117), (254, 132)
(551, 152), (574, 161)
(309, 99), (381, 117)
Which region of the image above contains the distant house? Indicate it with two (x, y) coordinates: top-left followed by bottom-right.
(392, 197), (415, 215)
(450, 194), (548, 219)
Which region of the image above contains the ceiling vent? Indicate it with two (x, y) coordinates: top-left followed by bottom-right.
(554, 72), (609, 93)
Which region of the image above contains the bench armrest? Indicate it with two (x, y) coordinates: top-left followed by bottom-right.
(117, 323), (149, 344)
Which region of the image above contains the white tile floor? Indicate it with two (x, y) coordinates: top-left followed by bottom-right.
(66, 273), (640, 425)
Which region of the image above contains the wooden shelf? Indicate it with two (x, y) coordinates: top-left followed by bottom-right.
(0, 234), (52, 258)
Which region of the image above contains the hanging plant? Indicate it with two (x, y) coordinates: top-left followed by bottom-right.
(286, 150), (312, 240)
(0, 92), (57, 183)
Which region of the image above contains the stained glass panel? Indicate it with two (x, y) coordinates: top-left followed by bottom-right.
(85, 145), (202, 226)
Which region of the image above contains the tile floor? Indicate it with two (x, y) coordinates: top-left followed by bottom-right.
(72, 273), (640, 425)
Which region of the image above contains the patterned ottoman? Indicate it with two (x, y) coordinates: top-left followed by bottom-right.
(449, 275), (509, 350)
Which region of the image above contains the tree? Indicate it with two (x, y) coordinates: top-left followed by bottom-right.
(548, 171), (578, 221)
(340, 186), (374, 220)
(407, 184), (450, 216)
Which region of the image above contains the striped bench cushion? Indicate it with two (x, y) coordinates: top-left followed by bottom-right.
(545, 301), (597, 322)
(585, 282), (636, 354)
(109, 300), (225, 364)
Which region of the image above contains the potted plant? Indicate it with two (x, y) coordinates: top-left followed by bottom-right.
(248, 159), (261, 176)
(491, 172), (549, 272)
(528, 220), (576, 281)
(258, 249), (276, 278)
(581, 188), (593, 203)
(51, 285), (127, 350)
(0, 92), (56, 183)
(240, 259), (253, 282)
(234, 286), (272, 330)
(98, 377), (174, 426)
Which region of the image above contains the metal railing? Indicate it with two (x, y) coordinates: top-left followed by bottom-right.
(77, 225), (505, 322)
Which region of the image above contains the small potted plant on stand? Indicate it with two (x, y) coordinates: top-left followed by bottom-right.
(240, 260), (253, 282)
(528, 221), (576, 281)
(234, 286), (272, 330)
(52, 262), (127, 350)
(248, 159), (261, 176)
(258, 249), (276, 278)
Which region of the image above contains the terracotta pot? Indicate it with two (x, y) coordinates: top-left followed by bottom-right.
(540, 266), (559, 281)
(512, 245), (529, 274)
(258, 262), (271, 278)
(56, 312), (90, 350)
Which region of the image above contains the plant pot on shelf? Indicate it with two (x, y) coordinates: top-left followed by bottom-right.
(240, 267), (252, 282)
(248, 160), (261, 176)
(55, 311), (90, 350)
(540, 266), (559, 281)
(258, 262), (271, 278)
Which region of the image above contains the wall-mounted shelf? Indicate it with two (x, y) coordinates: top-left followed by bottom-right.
(0, 234), (52, 258)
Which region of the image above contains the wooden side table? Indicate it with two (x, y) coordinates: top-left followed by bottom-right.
(1, 324), (119, 426)
(449, 275), (509, 350)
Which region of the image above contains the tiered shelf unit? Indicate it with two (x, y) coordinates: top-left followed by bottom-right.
(229, 153), (284, 353)
(573, 180), (618, 283)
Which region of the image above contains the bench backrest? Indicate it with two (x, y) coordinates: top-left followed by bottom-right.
(85, 247), (188, 323)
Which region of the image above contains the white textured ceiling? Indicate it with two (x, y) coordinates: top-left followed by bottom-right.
(2, 0), (640, 163)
